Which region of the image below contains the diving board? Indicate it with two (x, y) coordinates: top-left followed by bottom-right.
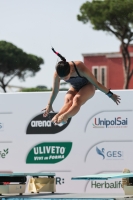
(71, 173), (133, 180)
(0, 172), (55, 177)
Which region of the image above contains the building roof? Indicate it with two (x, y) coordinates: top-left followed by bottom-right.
(82, 52), (133, 58)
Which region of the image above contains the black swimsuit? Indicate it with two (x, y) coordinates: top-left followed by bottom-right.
(65, 61), (90, 91)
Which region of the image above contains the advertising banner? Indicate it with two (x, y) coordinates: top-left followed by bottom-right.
(0, 90), (133, 194)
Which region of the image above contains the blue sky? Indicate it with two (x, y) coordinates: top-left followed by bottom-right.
(0, 0), (120, 88)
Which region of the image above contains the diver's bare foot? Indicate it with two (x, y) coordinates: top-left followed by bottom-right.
(57, 114), (68, 124)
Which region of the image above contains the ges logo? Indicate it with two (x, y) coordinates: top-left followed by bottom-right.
(96, 147), (123, 160)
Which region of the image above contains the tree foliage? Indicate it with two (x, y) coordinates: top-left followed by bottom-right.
(20, 87), (52, 92)
(20, 87), (68, 92)
(77, 0), (133, 88)
(0, 41), (44, 92)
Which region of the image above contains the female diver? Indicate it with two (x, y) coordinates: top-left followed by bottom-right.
(42, 48), (121, 124)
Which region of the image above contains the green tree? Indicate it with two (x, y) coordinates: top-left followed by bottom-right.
(77, 0), (133, 89)
(0, 41), (44, 92)
(20, 87), (52, 92)
(20, 87), (68, 92)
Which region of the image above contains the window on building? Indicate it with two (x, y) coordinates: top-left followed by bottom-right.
(92, 66), (99, 81)
(92, 66), (107, 87)
(100, 66), (107, 87)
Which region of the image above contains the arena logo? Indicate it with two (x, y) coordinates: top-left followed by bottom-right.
(0, 148), (9, 158)
(91, 181), (122, 189)
(93, 117), (128, 128)
(0, 123), (4, 131)
(26, 113), (71, 134)
(96, 147), (123, 160)
(26, 142), (72, 164)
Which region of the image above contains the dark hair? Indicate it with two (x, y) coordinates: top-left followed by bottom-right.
(55, 61), (70, 77)
(52, 47), (70, 77)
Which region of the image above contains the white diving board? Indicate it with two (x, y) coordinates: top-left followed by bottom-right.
(71, 173), (133, 180)
(0, 172), (55, 177)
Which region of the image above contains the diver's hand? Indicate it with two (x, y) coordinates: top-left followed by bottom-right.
(42, 104), (54, 117)
(111, 94), (121, 105)
(51, 113), (60, 124)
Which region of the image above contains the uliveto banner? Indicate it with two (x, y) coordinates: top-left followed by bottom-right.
(0, 90), (133, 194)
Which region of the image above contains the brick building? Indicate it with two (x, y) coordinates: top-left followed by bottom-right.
(83, 45), (133, 89)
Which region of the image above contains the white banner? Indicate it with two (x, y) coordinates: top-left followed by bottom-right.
(0, 90), (133, 194)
